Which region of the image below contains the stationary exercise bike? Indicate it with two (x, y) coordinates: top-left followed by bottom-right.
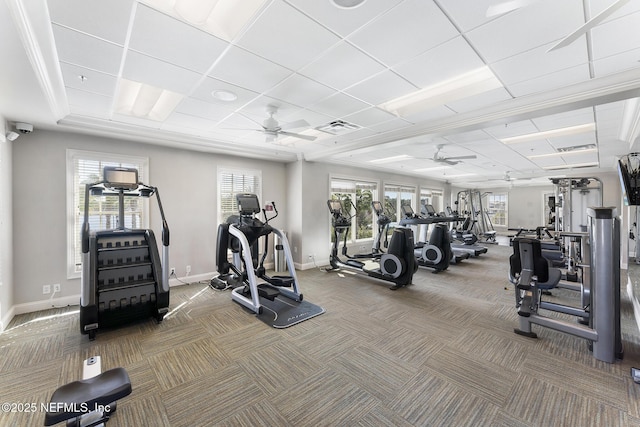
(327, 199), (416, 290)
(44, 356), (131, 426)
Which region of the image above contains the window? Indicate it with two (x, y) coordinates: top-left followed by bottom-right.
(487, 193), (508, 227)
(384, 184), (416, 226)
(218, 168), (261, 224)
(67, 150), (149, 278)
(419, 188), (444, 215)
(330, 178), (378, 241)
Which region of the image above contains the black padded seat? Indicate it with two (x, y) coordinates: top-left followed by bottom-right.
(44, 368), (132, 426)
(510, 238), (562, 290)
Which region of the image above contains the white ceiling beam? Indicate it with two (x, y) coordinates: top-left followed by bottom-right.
(305, 67), (640, 161)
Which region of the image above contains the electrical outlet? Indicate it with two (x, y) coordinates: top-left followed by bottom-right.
(43, 285), (51, 294)
(53, 283), (61, 293)
(186, 265), (191, 274)
(170, 267), (176, 276)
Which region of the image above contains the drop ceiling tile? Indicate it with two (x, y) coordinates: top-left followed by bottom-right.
(122, 50), (202, 94)
(52, 25), (124, 75)
(589, 0), (640, 21)
(466, 0), (584, 63)
(280, 109), (334, 128)
(367, 117), (413, 134)
(394, 36), (485, 88)
(593, 47), (640, 77)
(265, 74), (335, 108)
(163, 111), (220, 132)
(48, 0), (133, 45)
(548, 133), (597, 149)
(60, 63), (117, 97)
(592, 11), (640, 61)
(344, 70), (418, 105)
(241, 96), (305, 119)
(208, 46), (292, 93)
(507, 64), (591, 97)
(175, 97), (235, 122)
(190, 77), (260, 108)
(129, 5), (228, 73)
(401, 105), (455, 124)
(531, 108), (595, 130)
(437, 0), (498, 32)
(445, 87), (512, 114)
(299, 41), (386, 90)
(492, 41), (587, 86)
(236, 0), (340, 71)
(342, 107), (396, 128)
(287, 0), (402, 37)
(309, 92), (370, 118)
(485, 119), (537, 139)
(65, 87), (112, 118)
(348, 0), (459, 67)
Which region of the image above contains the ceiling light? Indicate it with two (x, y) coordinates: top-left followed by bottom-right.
(379, 66), (502, 117)
(142, 0), (267, 41)
(369, 154), (412, 164)
(528, 145), (597, 159)
(618, 97), (640, 148)
(5, 131), (19, 141)
(542, 162), (599, 170)
(500, 123), (595, 144)
(115, 79), (183, 121)
(211, 89), (237, 102)
(331, 0), (367, 9)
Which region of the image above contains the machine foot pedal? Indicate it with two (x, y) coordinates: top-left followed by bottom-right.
(257, 284), (280, 301)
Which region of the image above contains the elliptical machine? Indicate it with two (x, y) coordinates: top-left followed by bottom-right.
(80, 167), (170, 340)
(214, 194), (324, 327)
(399, 205), (452, 272)
(327, 199), (416, 290)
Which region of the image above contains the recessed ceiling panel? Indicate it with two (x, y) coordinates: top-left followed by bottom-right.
(236, 0), (341, 71)
(309, 92), (370, 118)
(591, 10), (640, 60)
(348, 0), (459, 67)
(59, 63), (117, 97)
(466, 0), (584, 63)
(265, 74), (335, 108)
(208, 46), (292, 93)
(445, 87), (512, 114)
(129, 5), (228, 73)
(300, 41), (386, 90)
(288, 0), (402, 37)
(507, 64), (591, 97)
(174, 97), (235, 121)
(393, 37), (485, 88)
(52, 25), (123, 75)
(65, 88), (112, 118)
(190, 77), (259, 107)
(342, 107), (396, 128)
(122, 50), (202, 94)
(592, 47), (640, 77)
(344, 70), (418, 105)
(48, 0), (133, 45)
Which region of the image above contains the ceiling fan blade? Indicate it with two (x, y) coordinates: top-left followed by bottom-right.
(548, 0), (631, 52)
(278, 130), (317, 141)
(280, 119), (310, 130)
(434, 158), (459, 165)
(444, 155), (477, 160)
(486, 0), (537, 17)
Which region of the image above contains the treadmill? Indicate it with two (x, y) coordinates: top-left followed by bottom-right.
(424, 205), (488, 257)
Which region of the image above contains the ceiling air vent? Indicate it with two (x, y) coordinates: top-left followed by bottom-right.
(316, 120), (361, 135)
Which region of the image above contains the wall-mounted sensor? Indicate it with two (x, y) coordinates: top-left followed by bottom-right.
(5, 131), (19, 141)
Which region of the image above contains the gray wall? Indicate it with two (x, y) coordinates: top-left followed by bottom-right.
(1, 122), (13, 330)
(11, 129), (288, 306)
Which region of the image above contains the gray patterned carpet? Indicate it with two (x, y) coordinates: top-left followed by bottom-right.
(3, 244), (640, 426)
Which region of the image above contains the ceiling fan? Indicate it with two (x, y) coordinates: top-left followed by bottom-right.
(486, 0), (631, 51)
(432, 144), (477, 165)
(244, 105), (317, 143)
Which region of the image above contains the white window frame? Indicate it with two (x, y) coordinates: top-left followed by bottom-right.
(487, 192), (508, 227)
(419, 187), (444, 215)
(329, 175), (379, 243)
(384, 183), (416, 226)
(217, 168), (262, 224)
(66, 149), (149, 279)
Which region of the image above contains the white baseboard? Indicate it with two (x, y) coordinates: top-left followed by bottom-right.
(13, 295), (81, 316)
(1, 305), (15, 332)
(169, 272), (215, 287)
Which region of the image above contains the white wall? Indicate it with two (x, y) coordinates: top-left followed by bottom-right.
(0, 120), (14, 331)
(11, 129), (288, 308)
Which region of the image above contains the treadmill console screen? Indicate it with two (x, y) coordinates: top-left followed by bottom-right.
(237, 194), (261, 215)
(103, 167), (139, 190)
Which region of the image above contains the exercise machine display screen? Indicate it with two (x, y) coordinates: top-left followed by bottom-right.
(425, 204), (436, 215)
(104, 167), (138, 190)
(237, 194), (261, 215)
(372, 201), (383, 214)
(328, 200), (343, 213)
